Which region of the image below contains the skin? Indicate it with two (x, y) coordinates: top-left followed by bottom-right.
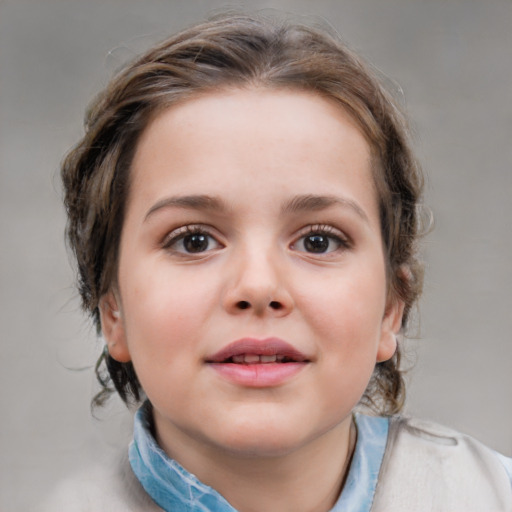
(100, 88), (403, 512)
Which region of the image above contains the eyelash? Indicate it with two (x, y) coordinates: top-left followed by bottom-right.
(161, 225), (222, 255)
(161, 223), (350, 256)
(291, 224), (351, 255)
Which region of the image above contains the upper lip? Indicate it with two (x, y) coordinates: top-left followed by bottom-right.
(206, 337), (310, 363)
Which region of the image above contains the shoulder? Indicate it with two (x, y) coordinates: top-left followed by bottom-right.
(371, 416), (512, 512)
(40, 453), (163, 512)
(390, 415), (512, 474)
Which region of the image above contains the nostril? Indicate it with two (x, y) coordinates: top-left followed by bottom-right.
(234, 300), (285, 311)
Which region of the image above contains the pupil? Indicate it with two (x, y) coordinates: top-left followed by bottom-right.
(305, 235), (328, 253)
(184, 234), (208, 253)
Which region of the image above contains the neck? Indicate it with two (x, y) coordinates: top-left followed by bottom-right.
(155, 417), (356, 512)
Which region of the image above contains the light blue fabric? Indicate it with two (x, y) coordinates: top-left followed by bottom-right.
(129, 402), (238, 512)
(332, 414), (389, 512)
(129, 402), (389, 512)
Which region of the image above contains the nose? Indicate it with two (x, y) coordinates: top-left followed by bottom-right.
(222, 246), (294, 317)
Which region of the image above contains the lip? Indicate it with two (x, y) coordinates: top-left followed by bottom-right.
(207, 337), (309, 363)
(206, 337), (310, 387)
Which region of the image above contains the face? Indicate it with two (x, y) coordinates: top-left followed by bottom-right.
(101, 88), (403, 460)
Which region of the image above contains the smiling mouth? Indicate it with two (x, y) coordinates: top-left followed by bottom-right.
(222, 354), (305, 364)
(206, 339), (309, 387)
(206, 337), (309, 365)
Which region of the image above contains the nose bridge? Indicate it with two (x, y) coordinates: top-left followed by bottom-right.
(224, 233), (293, 315)
(237, 236), (280, 294)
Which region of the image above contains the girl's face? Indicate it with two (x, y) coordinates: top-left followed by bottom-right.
(101, 89), (403, 458)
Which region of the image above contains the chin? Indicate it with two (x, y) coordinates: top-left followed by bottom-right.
(208, 414), (316, 458)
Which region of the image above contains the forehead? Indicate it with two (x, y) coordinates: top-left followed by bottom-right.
(135, 86), (370, 153)
(128, 88), (378, 222)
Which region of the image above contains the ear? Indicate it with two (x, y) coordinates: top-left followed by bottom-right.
(376, 296), (405, 363)
(98, 291), (131, 363)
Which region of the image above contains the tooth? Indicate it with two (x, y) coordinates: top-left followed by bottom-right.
(232, 355), (245, 363)
(276, 355), (284, 362)
(260, 355), (277, 363)
(244, 354), (260, 364)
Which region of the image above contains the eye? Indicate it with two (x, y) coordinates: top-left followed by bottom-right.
(163, 226), (223, 255)
(292, 225), (349, 254)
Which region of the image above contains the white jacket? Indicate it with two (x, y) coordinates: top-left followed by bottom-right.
(41, 416), (512, 511)
(371, 416), (512, 511)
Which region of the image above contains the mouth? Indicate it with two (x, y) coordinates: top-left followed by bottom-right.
(206, 338), (310, 364)
(206, 338), (310, 387)
(221, 354), (303, 364)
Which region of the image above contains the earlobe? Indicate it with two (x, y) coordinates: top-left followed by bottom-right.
(376, 297), (405, 363)
(98, 291), (132, 363)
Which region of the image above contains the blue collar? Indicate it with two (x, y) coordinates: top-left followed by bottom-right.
(129, 402), (389, 512)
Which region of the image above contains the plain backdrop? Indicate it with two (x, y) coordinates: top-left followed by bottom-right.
(1, 0), (511, 510)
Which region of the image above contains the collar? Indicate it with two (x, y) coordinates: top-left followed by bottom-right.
(129, 402), (389, 512)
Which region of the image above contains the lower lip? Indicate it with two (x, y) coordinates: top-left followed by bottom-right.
(208, 362), (307, 387)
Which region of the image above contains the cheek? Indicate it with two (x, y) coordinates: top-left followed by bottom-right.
(304, 278), (386, 339)
(298, 263), (387, 358)
(118, 270), (213, 410)
(118, 260), (220, 363)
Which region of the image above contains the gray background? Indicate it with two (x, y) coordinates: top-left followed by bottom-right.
(1, 0), (511, 510)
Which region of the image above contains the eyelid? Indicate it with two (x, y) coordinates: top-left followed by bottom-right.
(290, 224), (351, 253)
(161, 224), (224, 253)
(294, 224), (349, 242)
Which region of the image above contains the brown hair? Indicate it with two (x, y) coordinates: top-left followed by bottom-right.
(62, 12), (423, 414)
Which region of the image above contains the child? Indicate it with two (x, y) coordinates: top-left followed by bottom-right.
(47, 12), (512, 512)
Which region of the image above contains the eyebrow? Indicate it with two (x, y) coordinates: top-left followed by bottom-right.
(144, 194), (227, 221)
(144, 193), (369, 223)
(281, 194), (369, 223)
